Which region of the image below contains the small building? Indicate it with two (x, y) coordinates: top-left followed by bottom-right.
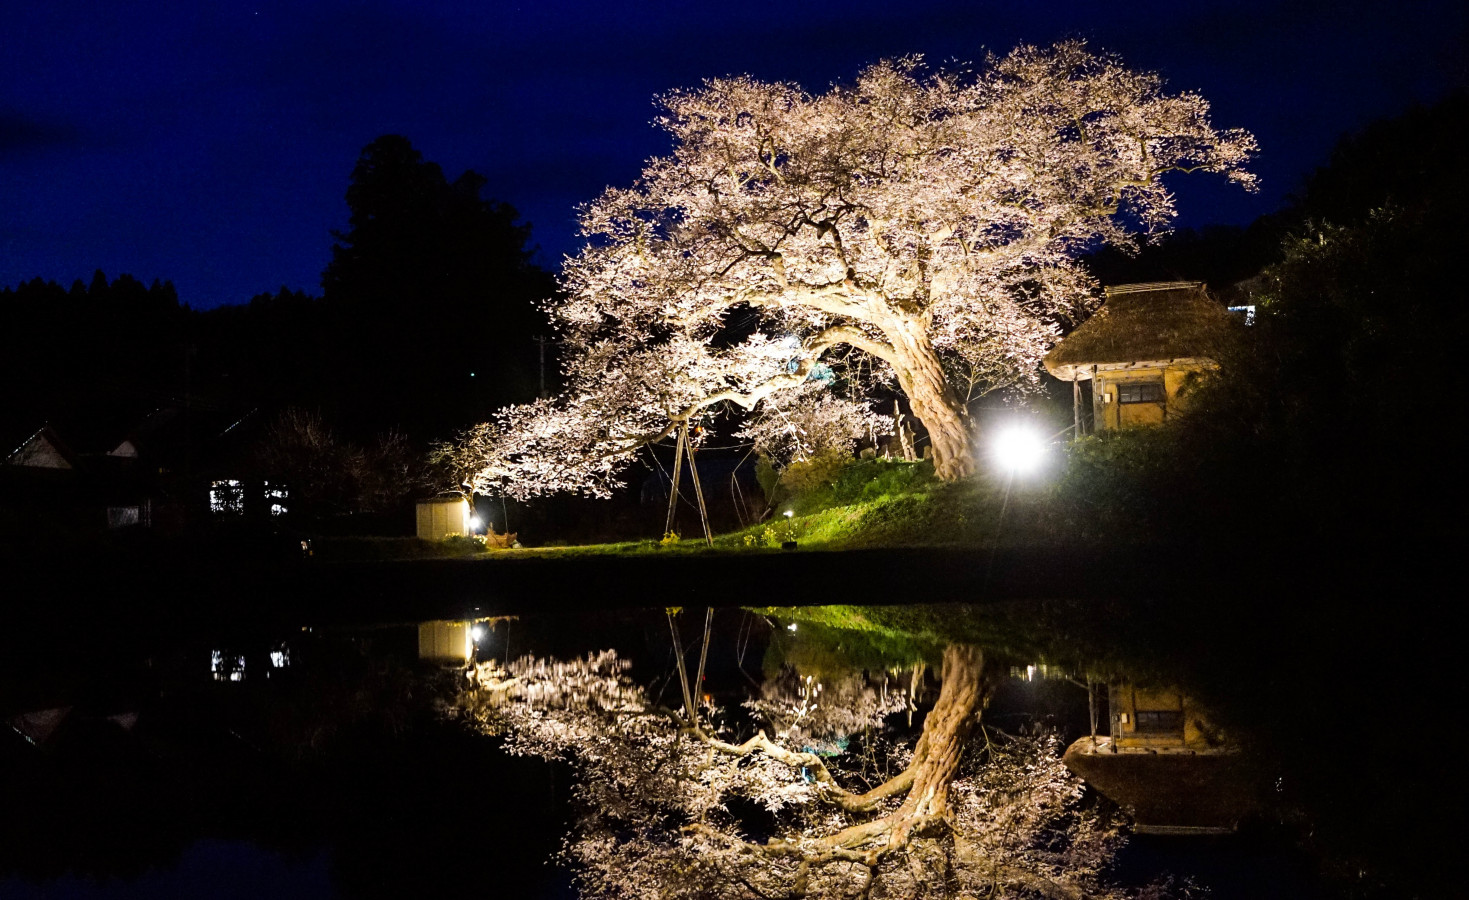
(416, 496), (473, 541)
(1044, 282), (1237, 432)
(1063, 681), (1255, 835)
(418, 619), (474, 664)
(1106, 682), (1226, 751)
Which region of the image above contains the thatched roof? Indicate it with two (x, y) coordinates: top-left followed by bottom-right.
(1044, 282), (1237, 381)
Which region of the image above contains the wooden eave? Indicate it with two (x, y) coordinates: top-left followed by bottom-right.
(1046, 356), (1220, 382)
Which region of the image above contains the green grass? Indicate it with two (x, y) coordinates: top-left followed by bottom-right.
(333, 456), (1078, 561)
(312, 535), (495, 562)
(715, 457), (1071, 552)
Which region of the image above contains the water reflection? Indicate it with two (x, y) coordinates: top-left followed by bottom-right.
(1, 600), (1395, 898)
(451, 613), (1203, 899)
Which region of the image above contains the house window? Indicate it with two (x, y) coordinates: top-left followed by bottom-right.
(1118, 382), (1165, 404)
(107, 506), (140, 529)
(264, 481), (289, 517)
(210, 480), (245, 515)
(1134, 710), (1185, 734)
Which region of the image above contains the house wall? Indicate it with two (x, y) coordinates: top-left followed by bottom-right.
(1109, 682), (1217, 750)
(1092, 364), (1207, 431)
(8, 434), (72, 469)
(416, 498), (471, 541)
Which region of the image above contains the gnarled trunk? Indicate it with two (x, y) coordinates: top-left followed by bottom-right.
(889, 325), (974, 481)
(824, 643), (986, 853)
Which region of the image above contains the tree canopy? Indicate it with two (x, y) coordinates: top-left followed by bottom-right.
(447, 42), (1255, 498)
(322, 135), (556, 440)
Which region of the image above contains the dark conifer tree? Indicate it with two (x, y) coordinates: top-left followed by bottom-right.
(320, 135), (556, 441)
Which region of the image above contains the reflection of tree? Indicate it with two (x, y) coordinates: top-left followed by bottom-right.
(747, 666), (911, 756)
(459, 644), (1154, 899)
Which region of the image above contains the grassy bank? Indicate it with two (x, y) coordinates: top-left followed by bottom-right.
(374, 456), (1087, 561)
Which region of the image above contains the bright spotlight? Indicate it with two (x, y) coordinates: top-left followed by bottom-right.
(468, 516), (483, 531)
(992, 425), (1048, 475)
(471, 626), (485, 641)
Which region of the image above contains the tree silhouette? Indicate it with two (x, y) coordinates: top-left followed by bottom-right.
(321, 135), (556, 441)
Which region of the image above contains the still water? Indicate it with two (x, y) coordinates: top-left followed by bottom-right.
(0, 592), (1442, 899)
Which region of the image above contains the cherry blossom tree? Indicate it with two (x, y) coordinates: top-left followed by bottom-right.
(458, 643), (1158, 899)
(448, 41), (1255, 494)
(736, 384), (893, 469)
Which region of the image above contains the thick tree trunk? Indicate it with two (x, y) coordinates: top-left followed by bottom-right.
(899, 644), (984, 815)
(825, 643), (985, 852)
(889, 325), (975, 481)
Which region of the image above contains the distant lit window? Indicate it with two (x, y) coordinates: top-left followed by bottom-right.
(210, 480), (245, 515)
(1228, 304), (1256, 326)
(1118, 382), (1165, 404)
(264, 481), (288, 517)
(1134, 710), (1184, 734)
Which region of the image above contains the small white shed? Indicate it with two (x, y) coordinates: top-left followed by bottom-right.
(416, 497), (472, 541)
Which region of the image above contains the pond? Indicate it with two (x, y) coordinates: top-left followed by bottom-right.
(0, 550), (1450, 899)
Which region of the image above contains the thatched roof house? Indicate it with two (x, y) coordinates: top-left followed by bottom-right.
(1044, 282), (1236, 382)
(1044, 282), (1238, 432)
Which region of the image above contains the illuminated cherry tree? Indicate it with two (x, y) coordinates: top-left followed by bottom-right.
(735, 384), (893, 469)
(448, 41), (1255, 493)
(459, 644), (1160, 899)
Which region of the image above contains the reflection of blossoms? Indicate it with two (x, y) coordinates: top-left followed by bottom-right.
(456, 647), (1174, 900)
(747, 668), (911, 754)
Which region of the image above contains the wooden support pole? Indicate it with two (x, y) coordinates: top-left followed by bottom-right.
(664, 421), (686, 539)
(1073, 372), (1082, 438)
(685, 421), (714, 546)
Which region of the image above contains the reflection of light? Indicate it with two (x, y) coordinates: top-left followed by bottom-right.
(468, 516), (483, 531)
(1026, 664), (1036, 682)
(210, 649), (246, 682)
(471, 626), (485, 641)
(787, 622), (798, 632)
(992, 426), (1047, 475)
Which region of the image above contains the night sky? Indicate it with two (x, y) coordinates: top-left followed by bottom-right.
(3, 0), (1464, 310)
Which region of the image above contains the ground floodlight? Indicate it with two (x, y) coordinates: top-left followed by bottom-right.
(991, 425), (1048, 475)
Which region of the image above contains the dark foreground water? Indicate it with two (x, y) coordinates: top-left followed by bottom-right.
(0, 545), (1452, 899)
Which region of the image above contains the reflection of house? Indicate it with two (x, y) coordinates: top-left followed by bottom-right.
(1044, 282), (1237, 432)
(1064, 681), (1255, 835)
(1109, 683), (1227, 750)
(418, 619), (474, 664)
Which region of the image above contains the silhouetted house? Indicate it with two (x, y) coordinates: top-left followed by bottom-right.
(5, 425), (78, 470)
(1, 406), (272, 542)
(2, 423), (119, 539)
(1044, 282), (1237, 432)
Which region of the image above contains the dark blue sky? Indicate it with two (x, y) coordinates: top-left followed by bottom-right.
(2, 1), (1463, 309)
